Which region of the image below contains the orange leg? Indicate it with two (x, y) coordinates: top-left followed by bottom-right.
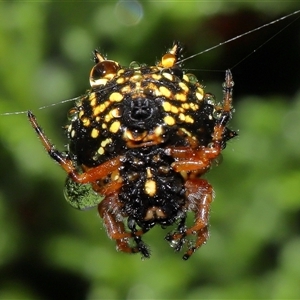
(98, 193), (139, 254)
(166, 70), (234, 173)
(28, 110), (150, 257)
(165, 71), (233, 259)
(166, 179), (213, 260)
(98, 192), (150, 257)
(27, 110), (122, 183)
(166, 145), (221, 172)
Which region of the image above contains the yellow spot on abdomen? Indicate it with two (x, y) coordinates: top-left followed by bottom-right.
(162, 72), (173, 81)
(145, 179), (156, 197)
(109, 120), (121, 133)
(181, 103), (190, 110)
(159, 86), (172, 98)
(171, 105), (179, 114)
(89, 92), (97, 107)
(98, 147), (104, 155)
(81, 117), (90, 126)
(185, 115), (194, 123)
(109, 92), (123, 102)
(162, 101), (171, 112)
(175, 93), (187, 102)
(164, 115), (175, 126)
(196, 88), (204, 101)
(179, 82), (189, 92)
(91, 128), (100, 138)
(178, 113), (186, 122)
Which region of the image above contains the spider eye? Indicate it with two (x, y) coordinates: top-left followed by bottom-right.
(89, 60), (120, 87)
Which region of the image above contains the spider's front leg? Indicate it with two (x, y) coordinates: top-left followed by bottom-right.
(27, 111), (122, 184)
(28, 111), (150, 257)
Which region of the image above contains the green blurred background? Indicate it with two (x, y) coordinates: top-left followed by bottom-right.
(0, 1), (300, 299)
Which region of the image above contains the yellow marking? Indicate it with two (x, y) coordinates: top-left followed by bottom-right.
(81, 117), (90, 126)
(121, 85), (131, 93)
(145, 168), (156, 197)
(89, 92), (97, 107)
(159, 86), (172, 98)
(98, 147), (104, 155)
(104, 114), (112, 123)
(70, 129), (76, 138)
(179, 127), (192, 137)
(94, 102), (109, 116)
(171, 105), (179, 114)
(162, 72), (173, 81)
(109, 92), (123, 102)
(124, 129), (147, 141)
(161, 53), (176, 68)
(102, 123), (107, 129)
(111, 170), (120, 181)
(144, 207), (166, 220)
(189, 102), (199, 111)
(180, 170), (188, 180)
(146, 168), (152, 178)
(179, 82), (189, 92)
(116, 77), (125, 84)
(164, 115), (175, 126)
(183, 74), (189, 82)
(91, 128), (99, 138)
(148, 83), (161, 97)
(110, 108), (121, 118)
(131, 74), (143, 83)
(175, 93), (186, 102)
(96, 116), (100, 122)
(101, 138), (112, 147)
(145, 209), (154, 220)
(182, 103), (190, 110)
(196, 88), (204, 100)
(93, 105), (101, 116)
(92, 154), (99, 161)
(151, 73), (162, 81)
(145, 179), (156, 197)
(179, 113), (193, 123)
(100, 103), (106, 112)
(109, 120), (121, 133)
(117, 69), (125, 76)
(162, 101), (171, 112)
(178, 113), (186, 122)
(185, 115), (194, 123)
(154, 125), (163, 137)
(79, 110), (84, 118)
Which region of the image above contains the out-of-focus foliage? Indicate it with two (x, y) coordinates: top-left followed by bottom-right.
(0, 1), (300, 299)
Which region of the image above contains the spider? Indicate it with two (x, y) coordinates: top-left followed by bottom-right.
(28, 41), (236, 260)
